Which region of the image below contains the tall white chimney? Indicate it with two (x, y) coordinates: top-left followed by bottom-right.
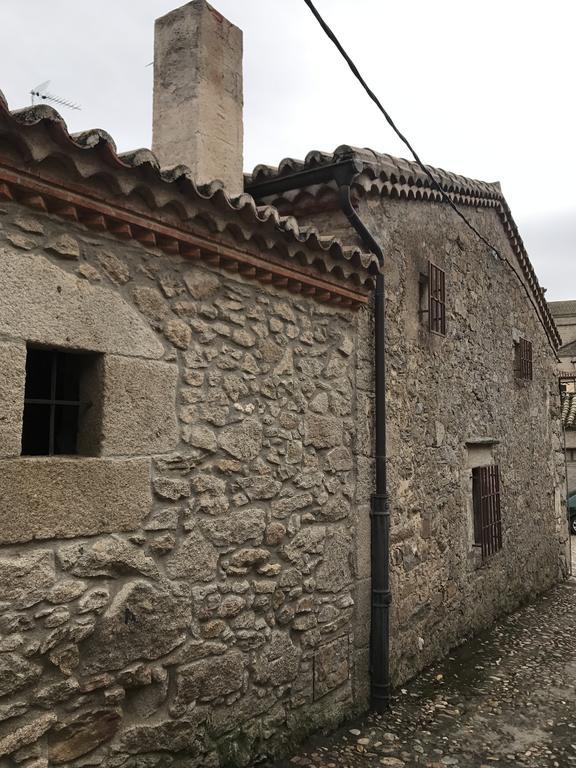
(152, 1), (244, 196)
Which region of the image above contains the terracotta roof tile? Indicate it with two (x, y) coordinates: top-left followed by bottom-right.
(248, 144), (501, 199)
(0, 92), (378, 304)
(562, 392), (576, 429)
(559, 340), (576, 358)
(247, 145), (560, 348)
(549, 300), (576, 318)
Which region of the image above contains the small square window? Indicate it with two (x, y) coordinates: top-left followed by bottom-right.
(514, 337), (533, 381)
(472, 465), (503, 560)
(428, 262), (446, 336)
(21, 348), (97, 456)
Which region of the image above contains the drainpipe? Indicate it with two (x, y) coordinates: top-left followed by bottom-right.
(333, 165), (390, 711)
(246, 161), (391, 709)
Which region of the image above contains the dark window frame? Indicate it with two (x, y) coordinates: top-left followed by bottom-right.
(21, 348), (87, 456)
(472, 465), (503, 560)
(428, 261), (446, 336)
(515, 337), (533, 381)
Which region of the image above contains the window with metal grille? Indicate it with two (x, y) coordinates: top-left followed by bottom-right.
(472, 465), (503, 559)
(514, 337), (533, 380)
(21, 348), (95, 456)
(428, 262), (446, 336)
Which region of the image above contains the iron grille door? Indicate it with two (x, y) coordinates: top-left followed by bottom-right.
(428, 262), (446, 335)
(472, 465), (502, 560)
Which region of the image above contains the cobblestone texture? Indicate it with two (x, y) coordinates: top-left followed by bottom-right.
(266, 574), (576, 768)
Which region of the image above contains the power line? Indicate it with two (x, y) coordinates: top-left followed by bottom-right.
(302, 0), (559, 357)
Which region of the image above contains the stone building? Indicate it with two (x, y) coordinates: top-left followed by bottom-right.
(0, 1), (568, 766)
(561, 385), (576, 495)
(549, 300), (576, 492)
(549, 300), (576, 376)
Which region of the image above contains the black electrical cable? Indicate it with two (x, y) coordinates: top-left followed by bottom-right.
(302, 0), (559, 358)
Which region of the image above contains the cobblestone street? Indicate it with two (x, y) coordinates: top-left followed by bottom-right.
(267, 546), (576, 768)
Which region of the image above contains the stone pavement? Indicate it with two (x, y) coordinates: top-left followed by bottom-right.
(265, 567), (576, 767)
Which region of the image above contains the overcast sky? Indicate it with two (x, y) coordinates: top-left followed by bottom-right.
(1, 1), (574, 300)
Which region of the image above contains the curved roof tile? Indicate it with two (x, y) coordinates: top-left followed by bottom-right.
(550, 300), (576, 318)
(562, 392), (576, 429)
(246, 144), (560, 348)
(0, 91), (378, 301)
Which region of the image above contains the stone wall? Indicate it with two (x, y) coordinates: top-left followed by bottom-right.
(360, 195), (568, 684)
(297, 191), (567, 686)
(0, 202), (369, 766)
(0, 184), (568, 765)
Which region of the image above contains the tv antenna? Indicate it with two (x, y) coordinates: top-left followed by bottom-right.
(30, 81), (81, 111)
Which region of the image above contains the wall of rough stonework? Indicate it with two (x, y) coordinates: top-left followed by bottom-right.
(0, 201), (369, 767)
(360, 194), (568, 685)
(295, 191), (567, 687)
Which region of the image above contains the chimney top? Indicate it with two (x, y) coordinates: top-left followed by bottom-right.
(152, 1), (244, 196)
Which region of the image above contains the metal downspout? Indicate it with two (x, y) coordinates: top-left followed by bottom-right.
(335, 174), (391, 711)
(246, 161), (391, 709)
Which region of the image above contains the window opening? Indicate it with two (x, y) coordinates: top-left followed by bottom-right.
(472, 465), (502, 559)
(21, 348), (92, 456)
(428, 262), (446, 336)
(515, 337), (533, 380)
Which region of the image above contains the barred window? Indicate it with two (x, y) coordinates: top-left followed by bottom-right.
(515, 337), (533, 380)
(21, 348), (95, 456)
(428, 262), (446, 336)
(472, 465), (502, 559)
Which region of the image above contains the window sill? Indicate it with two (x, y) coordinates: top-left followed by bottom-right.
(468, 546), (484, 570)
(468, 545), (503, 570)
(0, 456), (151, 544)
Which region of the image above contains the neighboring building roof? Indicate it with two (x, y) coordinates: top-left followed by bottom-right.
(562, 392), (576, 429)
(559, 340), (576, 358)
(246, 145), (561, 349)
(0, 92), (378, 309)
(549, 300), (576, 318)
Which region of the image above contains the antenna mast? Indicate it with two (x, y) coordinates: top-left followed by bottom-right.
(30, 81), (81, 111)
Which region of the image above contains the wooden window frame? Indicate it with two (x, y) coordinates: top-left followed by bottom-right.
(428, 262), (446, 336)
(515, 337), (533, 381)
(472, 465), (503, 560)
